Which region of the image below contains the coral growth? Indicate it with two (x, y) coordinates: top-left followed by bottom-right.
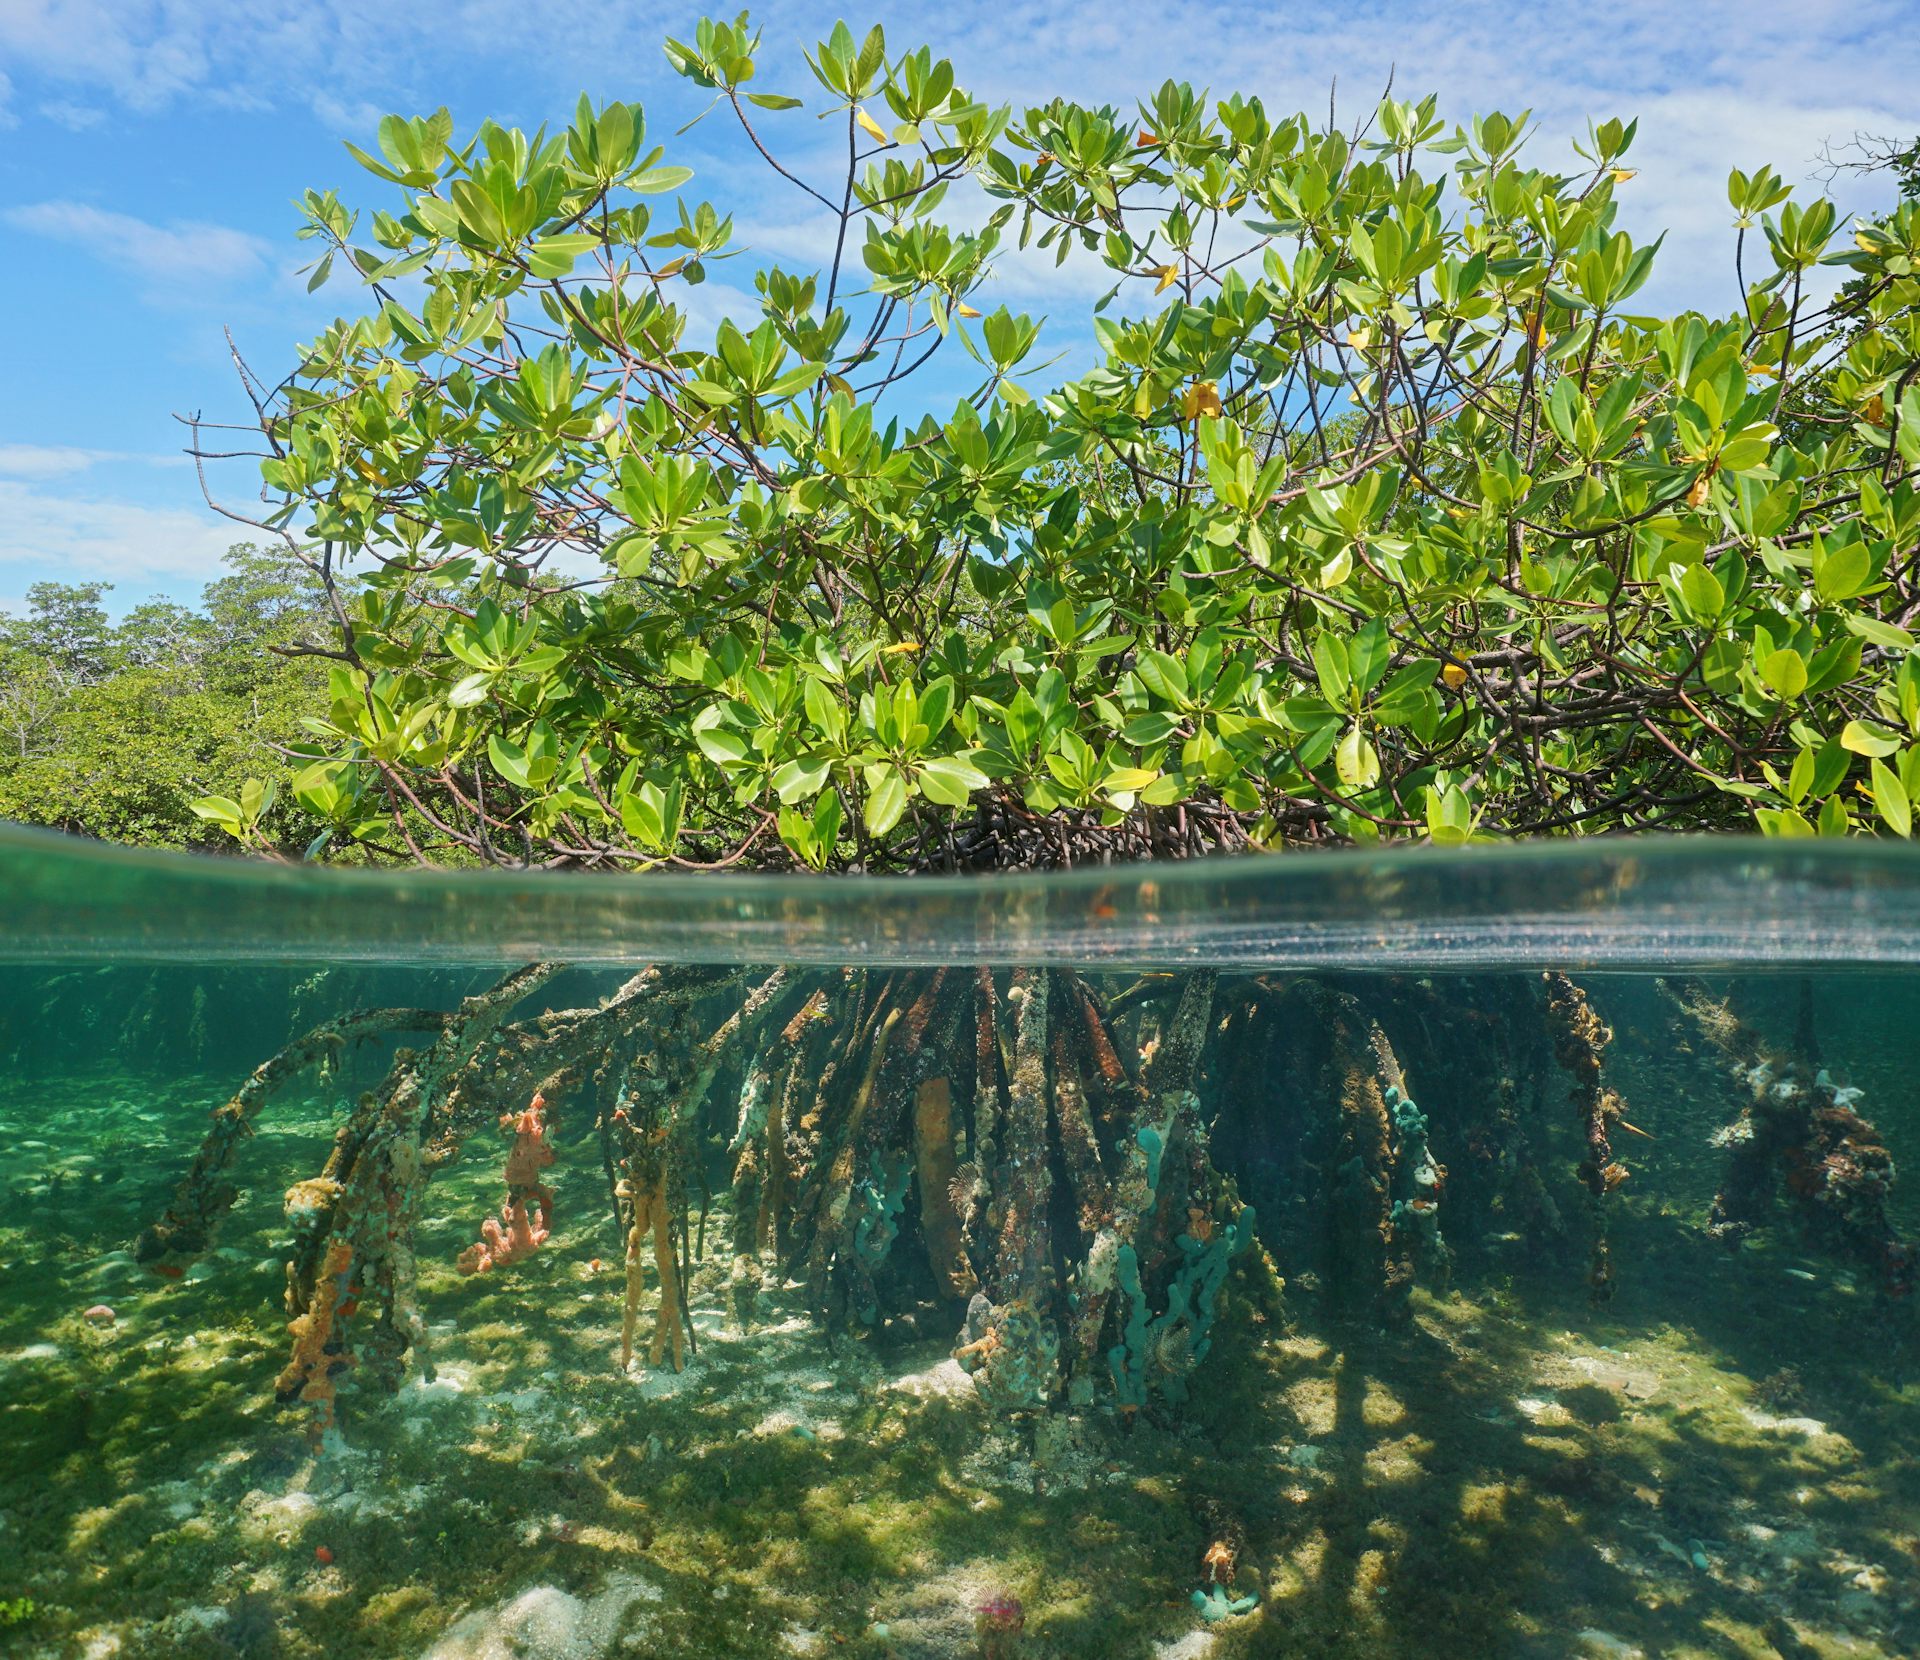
(1109, 1206), (1255, 1411)
(1388, 1086), (1450, 1282)
(958, 1294), (1061, 1413)
(274, 1237), (355, 1444)
(135, 952), (1688, 1442)
(456, 1092), (557, 1274)
(1710, 1060), (1913, 1295)
(1665, 979), (1912, 1297)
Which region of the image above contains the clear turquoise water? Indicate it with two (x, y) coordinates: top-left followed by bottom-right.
(1, 825), (1916, 1659)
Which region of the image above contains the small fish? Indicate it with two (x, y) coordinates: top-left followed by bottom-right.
(150, 1263), (185, 1281)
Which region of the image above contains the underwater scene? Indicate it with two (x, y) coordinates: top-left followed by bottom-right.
(2, 829), (1917, 1660)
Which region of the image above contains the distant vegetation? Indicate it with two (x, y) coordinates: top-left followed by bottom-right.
(0, 547), (328, 850)
(18, 18), (1920, 867)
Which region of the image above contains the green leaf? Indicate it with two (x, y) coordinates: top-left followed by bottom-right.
(625, 164), (695, 194)
(1679, 561), (1724, 618)
(189, 796), (245, 834)
(526, 232), (601, 277)
(487, 735), (532, 788)
(772, 756), (830, 803)
(1334, 725), (1380, 789)
(1758, 648), (1807, 701)
(693, 725), (751, 766)
(804, 675), (847, 744)
(1813, 539), (1871, 603)
(1754, 807), (1815, 837)
(1348, 618), (1391, 695)
(1871, 758), (1911, 837)
(865, 766), (908, 835)
(448, 672), (494, 708)
(1840, 720), (1903, 757)
(1843, 614), (1915, 651)
(1313, 633), (1351, 706)
(1122, 711), (1181, 745)
(918, 755), (989, 806)
(1135, 649), (1189, 705)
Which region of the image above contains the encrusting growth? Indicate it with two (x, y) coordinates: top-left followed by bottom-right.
(274, 1238), (355, 1446)
(619, 1149), (685, 1373)
(139, 959), (1653, 1437)
(1665, 979), (1913, 1296)
(457, 1092), (557, 1274)
(1543, 970), (1632, 1302)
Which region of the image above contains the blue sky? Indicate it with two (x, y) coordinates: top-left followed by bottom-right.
(1, 0), (1914, 616)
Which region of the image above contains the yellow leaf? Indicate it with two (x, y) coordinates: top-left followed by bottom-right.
(955, 302), (981, 318)
(1857, 229), (1879, 252)
(1137, 130), (1160, 147)
(855, 107), (890, 144)
(1441, 662), (1468, 689)
(1530, 315), (1550, 349)
(1347, 326), (1373, 350)
(1609, 167), (1637, 182)
(1864, 392), (1886, 424)
(1181, 380), (1222, 420)
(1153, 264), (1181, 294)
(825, 373), (854, 399)
(1687, 473), (1712, 509)
(880, 640), (923, 654)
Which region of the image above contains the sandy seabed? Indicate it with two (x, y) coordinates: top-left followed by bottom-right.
(2, 1066), (1917, 1660)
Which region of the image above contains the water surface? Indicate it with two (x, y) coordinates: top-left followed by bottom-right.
(1, 829), (1915, 1659)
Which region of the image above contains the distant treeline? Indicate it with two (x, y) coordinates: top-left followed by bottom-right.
(0, 545), (330, 850)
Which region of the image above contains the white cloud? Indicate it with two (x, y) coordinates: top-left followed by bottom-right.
(38, 97), (105, 129)
(5, 201), (273, 290)
(0, 445), (187, 479)
(309, 90), (386, 136)
(0, 445), (117, 478)
(1, 0), (1911, 331)
(0, 479), (243, 593)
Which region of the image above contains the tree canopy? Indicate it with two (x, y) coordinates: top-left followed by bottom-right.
(184, 16), (1920, 869)
(0, 548), (331, 849)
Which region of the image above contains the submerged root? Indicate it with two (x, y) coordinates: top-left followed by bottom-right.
(1544, 970), (1630, 1301)
(145, 955), (1669, 1432)
(619, 1160), (684, 1373)
(1667, 978), (1913, 1297)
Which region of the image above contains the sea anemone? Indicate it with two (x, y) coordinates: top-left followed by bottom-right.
(974, 1590), (1025, 1658)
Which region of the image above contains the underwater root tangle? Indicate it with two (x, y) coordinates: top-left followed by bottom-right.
(1664, 979), (1913, 1298)
(139, 959), (1655, 1435)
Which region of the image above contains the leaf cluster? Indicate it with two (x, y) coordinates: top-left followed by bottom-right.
(188, 24), (1920, 867)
